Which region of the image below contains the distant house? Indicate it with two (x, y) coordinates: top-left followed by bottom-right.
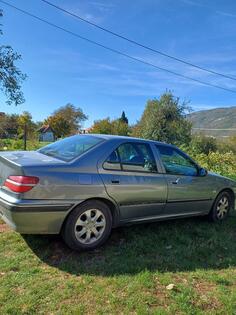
(38, 125), (55, 142)
(79, 127), (92, 134)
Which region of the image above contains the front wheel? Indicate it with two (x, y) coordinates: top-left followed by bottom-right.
(62, 200), (112, 251)
(208, 191), (233, 222)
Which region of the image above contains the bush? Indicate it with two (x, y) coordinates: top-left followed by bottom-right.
(190, 135), (217, 155)
(0, 139), (23, 150)
(189, 150), (236, 179)
(0, 139), (50, 151)
(217, 136), (236, 154)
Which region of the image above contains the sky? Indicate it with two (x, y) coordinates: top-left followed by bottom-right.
(1, 0), (236, 127)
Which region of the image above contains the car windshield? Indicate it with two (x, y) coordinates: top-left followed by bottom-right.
(38, 135), (104, 162)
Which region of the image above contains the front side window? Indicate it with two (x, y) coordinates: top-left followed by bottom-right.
(157, 145), (198, 176)
(104, 142), (157, 173)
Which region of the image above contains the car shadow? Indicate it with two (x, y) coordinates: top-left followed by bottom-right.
(23, 213), (236, 276)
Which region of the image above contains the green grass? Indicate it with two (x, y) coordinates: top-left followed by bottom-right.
(1, 213), (236, 314)
(0, 142), (235, 313)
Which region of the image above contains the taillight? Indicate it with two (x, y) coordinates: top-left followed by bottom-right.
(4, 176), (39, 193)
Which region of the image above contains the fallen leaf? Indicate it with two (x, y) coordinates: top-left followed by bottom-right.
(166, 283), (175, 290)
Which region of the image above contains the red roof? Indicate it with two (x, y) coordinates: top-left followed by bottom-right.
(38, 125), (54, 133)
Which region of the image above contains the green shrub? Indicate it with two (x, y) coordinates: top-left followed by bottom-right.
(0, 139), (50, 151)
(217, 136), (236, 154)
(190, 135), (217, 155)
(190, 151), (236, 178)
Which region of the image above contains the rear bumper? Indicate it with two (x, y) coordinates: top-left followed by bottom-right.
(0, 196), (74, 234)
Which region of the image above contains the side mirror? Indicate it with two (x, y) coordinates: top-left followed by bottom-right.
(199, 167), (208, 177)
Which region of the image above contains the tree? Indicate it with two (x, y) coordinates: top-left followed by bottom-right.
(6, 114), (20, 134)
(112, 119), (129, 136)
(45, 114), (71, 139)
(120, 111), (128, 124)
(0, 113), (20, 138)
(18, 111), (35, 140)
(45, 103), (87, 138)
(132, 92), (192, 144)
(0, 113), (7, 138)
(90, 118), (113, 134)
(90, 117), (129, 136)
(0, 10), (26, 105)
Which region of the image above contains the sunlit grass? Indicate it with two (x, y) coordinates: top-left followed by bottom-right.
(1, 213), (236, 314)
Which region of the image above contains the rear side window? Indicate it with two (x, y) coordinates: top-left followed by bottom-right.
(38, 135), (103, 162)
(103, 142), (157, 173)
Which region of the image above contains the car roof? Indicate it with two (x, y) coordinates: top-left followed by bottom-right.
(79, 133), (169, 146)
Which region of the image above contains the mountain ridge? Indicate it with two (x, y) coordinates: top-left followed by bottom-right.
(188, 106), (236, 137)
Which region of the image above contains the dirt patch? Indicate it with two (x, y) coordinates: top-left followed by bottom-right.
(0, 222), (10, 233)
(149, 278), (172, 308)
(192, 281), (222, 311)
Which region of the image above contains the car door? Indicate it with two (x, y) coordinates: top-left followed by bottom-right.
(155, 144), (213, 216)
(98, 141), (168, 222)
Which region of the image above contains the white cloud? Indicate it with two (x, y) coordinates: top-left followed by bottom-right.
(180, 0), (236, 19)
(62, 3), (102, 24)
(216, 11), (236, 18)
(39, 44), (236, 96)
(62, 1), (115, 24)
(89, 1), (116, 12)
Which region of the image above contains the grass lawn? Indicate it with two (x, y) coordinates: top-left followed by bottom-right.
(1, 212), (236, 314)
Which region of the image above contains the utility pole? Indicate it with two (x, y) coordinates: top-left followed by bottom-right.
(23, 123), (27, 150)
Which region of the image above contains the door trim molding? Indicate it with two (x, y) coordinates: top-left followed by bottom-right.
(120, 201), (165, 207)
(167, 198), (212, 203)
(120, 210), (206, 224)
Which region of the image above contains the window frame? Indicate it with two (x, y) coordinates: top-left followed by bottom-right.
(155, 144), (200, 177)
(103, 141), (159, 174)
(103, 148), (122, 171)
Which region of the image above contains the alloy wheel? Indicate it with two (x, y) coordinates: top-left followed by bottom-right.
(74, 209), (106, 244)
(216, 196), (229, 219)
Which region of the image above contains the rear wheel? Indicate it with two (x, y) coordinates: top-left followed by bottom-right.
(62, 200), (112, 251)
(208, 191), (233, 222)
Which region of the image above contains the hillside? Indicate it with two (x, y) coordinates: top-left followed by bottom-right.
(188, 106), (236, 137)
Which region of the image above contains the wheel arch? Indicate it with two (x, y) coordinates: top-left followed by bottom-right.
(60, 197), (120, 234)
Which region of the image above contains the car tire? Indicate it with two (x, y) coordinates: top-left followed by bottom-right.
(62, 200), (112, 251)
(208, 191), (233, 222)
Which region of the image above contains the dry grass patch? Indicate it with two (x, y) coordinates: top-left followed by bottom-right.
(0, 221), (10, 233)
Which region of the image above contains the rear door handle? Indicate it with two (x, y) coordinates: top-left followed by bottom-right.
(111, 180), (120, 184)
(172, 178), (180, 184)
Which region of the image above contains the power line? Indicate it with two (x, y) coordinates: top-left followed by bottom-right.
(40, 0), (236, 82)
(1, 0), (236, 94)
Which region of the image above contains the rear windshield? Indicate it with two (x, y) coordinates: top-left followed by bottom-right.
(38, 135), (104, 162)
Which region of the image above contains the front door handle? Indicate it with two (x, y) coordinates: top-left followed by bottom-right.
(111, 180), (120, 184)
(172, 178), (180, 184)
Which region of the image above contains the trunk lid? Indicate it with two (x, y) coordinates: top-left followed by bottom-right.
(0, 152), (23, 188)
(0, 151), (65, 188)
(0, 150), (66, 166)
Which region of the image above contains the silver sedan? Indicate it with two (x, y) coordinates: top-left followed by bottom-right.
(0, 134), (235, 251)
